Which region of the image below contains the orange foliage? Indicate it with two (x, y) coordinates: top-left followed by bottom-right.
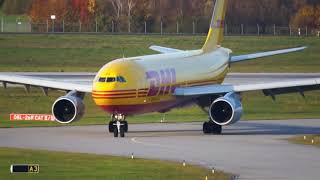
(29, 0), (47, 22)
(29, 0), (96, 23)
(71, 0), (94, 23)
(88, 0), (96, 14)
(29, 0), (67, 22)
(27, 0), (320, 32)
(291, 5), (320, 28)
(315, 6), (320, 28)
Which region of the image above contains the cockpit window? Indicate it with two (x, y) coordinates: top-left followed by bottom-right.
(106, 77), (116, 82)
(98, 77), (106, 82)
(97, 76), (126, 83)
(117, 76), (126, 83)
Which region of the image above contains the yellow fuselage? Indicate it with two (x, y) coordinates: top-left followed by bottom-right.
(92, 48), (231, 115)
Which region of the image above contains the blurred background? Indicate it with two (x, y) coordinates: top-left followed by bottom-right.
(0, 0), (319, 36)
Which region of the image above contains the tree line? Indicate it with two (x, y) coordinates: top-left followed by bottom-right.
(1, 0), (319, 33)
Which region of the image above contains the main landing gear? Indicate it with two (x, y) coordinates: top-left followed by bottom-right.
(108, 114), (128, 138)
(203, 120), (222, 134)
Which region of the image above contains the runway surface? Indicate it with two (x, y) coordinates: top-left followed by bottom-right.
(1, 119), (320, 180)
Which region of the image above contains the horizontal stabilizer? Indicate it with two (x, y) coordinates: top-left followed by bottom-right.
(231, 46), (307, 63)
(149, 45), (184, 54)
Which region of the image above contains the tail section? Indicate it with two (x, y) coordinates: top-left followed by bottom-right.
(202, 0), (228, 53)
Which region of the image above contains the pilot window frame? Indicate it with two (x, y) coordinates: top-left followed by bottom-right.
(106, 77), (116, 82)
(98, 77), (106, 82)
(97, 76), (126, 83)
(117, 76), (126, 83)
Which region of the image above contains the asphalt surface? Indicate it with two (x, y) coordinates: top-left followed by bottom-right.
(1, 119), (320, 180)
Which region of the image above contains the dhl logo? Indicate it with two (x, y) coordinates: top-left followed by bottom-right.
(146, 68), (177, 97)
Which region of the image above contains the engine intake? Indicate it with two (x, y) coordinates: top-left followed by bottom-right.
(209, 92), (243, 126)
(52, 91), (85, 124)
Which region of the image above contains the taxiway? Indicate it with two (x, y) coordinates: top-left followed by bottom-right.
(1, 119), (320, 180)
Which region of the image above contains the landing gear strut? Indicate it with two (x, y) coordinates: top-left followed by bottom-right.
(108, 114), (128, 138)
(203, 121), (222, 134)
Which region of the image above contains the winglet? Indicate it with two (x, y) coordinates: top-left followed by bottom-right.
(202, 0), (228, 53)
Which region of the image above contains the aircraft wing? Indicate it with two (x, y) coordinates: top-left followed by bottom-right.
(174, 78), (320, 99)
(230, 46), (307, 63)
(149, 45), (184, 54)
(0, 74), (92, 93)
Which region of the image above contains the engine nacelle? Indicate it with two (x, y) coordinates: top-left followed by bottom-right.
(52, 91), (85, 124)
(209, 92), (243, 126)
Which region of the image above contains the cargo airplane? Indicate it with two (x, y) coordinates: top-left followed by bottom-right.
(1, 0), (319, 137)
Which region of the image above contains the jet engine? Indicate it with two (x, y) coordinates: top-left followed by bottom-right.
(52, 91), (85, 124)
(209, 92), (243, 126)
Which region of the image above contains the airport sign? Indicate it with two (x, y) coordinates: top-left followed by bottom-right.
(10, 114), (56, 121)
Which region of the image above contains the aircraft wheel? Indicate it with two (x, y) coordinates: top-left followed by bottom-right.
(113, 127), (119, 137)
(120, 126), (125, 137)
(203, 121), (222, 134)
(211, 122), (222, 134)
(124, 121), (128, 132)
(203, 122), (211, 134)
(109, 121), (115, 133)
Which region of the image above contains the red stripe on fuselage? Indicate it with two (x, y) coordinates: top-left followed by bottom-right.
(93, 88), (149, 92)
(92, 79), (223, 102)
(93, 89), (136, 93)
(92, 92), (148, 99)
(93, 96), (137, 99)
(93, 79), (221, 95)
(93, 92), (137, 96)
(98, 100), (180, 115)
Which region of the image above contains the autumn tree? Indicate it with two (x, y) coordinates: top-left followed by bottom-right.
(131, 0), (153, 32)
(0, 0), (5, 8)
(24, 0), (320, 33)
(2, 0), (32, 15)
(315, 6), (320, 28)
(127, 0), (136, 32)
(70, 0), (89, 23)
(29, 0), (47, 22)
(94, 0), (113, 31)
(111, 0), (123, 20)
(29, 0), (68, 22)
(291, 4), (320, 28)
(88, 0), (96, 14)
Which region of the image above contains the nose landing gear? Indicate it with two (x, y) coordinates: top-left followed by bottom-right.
(108, 114), (128, 138)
